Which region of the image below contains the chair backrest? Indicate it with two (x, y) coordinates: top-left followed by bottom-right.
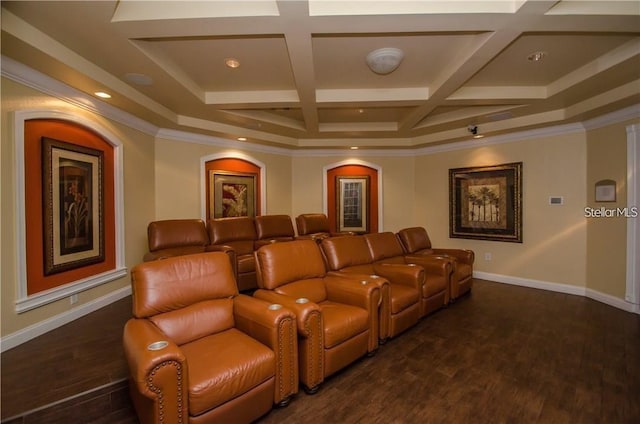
(363, 232), (406, 263)
(208, 217), (257, 255)
(320, 235), (373, 271)
(295, 213), (330, 236)
(130, 252), (238, 345)
(147, 219), (209, 252)
(396, 227), (433, 254)
(254, 215), (295, 244)
(255, 240), (327, 298)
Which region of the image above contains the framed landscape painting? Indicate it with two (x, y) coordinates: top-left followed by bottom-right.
(449, 162), (522, 243)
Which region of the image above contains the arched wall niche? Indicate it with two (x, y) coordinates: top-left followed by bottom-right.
(200, 152), (266, 220)
(14, 110), (126, 313)
(323, 160), (383, 233)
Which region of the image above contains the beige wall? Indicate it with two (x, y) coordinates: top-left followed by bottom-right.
(415, 132), (588, 287)
(586, 120), (635, 298)
(1, 78), (155, 336)
(154, 138), (293, 219)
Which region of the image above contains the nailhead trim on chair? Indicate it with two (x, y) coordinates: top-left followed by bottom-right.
(305, 310), (323, 389)
(277, 316), (297, 400)
(147, 360), (184, 424)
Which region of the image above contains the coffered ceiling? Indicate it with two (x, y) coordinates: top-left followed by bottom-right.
(2, 1), (639, 149)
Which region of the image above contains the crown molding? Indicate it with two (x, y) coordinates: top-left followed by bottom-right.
(4, 56), (639, 157)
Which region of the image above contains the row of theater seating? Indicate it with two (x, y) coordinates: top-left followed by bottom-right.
(143, 214), (353, 291)
(126, 223), (474, 423)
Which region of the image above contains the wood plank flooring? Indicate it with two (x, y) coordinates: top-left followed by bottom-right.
(2, 279), (639, 423)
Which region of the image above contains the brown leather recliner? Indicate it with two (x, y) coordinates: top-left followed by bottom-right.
(207, 217), (258, 292)
(253, 239), (381, 394)
(143, 219), (209, 261)
(123, 252), (298, 424)
(295, 213), (353, 242)
(397, 227), (475, 301)
(320, 235), (423, 340)
(254, 215), (296, 248)
(363, 232), (451, 317)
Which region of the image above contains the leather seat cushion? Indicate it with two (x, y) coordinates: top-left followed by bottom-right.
(320, 301), (369, 349)
(389, 284), (420, 314)
(181, 328), (275, 416)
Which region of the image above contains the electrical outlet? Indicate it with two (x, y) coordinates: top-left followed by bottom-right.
(70, 294), (78, 304)
(484, 252), (492, 261)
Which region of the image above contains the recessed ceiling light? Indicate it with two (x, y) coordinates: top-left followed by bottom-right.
(527, 51), (547, 62)
(237, 137), (247, 141)
(473, 134), (485, 139)
(225, 58), (240, 68)
(125, 73), (153, 86)
(94, 91), (111, 99)
(350, 146), (359, 150)
(358, 109), (364, 114)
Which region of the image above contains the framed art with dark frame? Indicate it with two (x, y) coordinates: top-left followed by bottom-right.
(210, 170), (257, 218)
(42, 137), (105, 275)
(449, 162), (522, 243)
(336, 175), (369, 233)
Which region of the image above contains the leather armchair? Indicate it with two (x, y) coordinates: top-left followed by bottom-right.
(253, 239), (381, 393)
(397, 227), (475, 301)
(143, 219), (209, 261)
(207, 217), (258, 292)
(123, 252), (298, 424)
(363, 232), (451, 317)
(295, 213), (353, 242)
(320, 235), (423, 340)
(254, 215), (295, 248)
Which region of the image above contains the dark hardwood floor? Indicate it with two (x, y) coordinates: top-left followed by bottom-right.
(2, 279), (639, 423)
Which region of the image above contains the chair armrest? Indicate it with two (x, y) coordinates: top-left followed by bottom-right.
(123, 319), (187, 424)
(253, 289), (324, 391)
(252, 289), (322, 340)
(431, 248), (475, 265)
(404, 255), (453, 277)
(372, 263), (425, 289)
(233, 295), (299, 404)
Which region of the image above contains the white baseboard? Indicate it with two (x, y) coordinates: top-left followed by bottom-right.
(1, 286), (132, 352)
(474, 271), (640, 315)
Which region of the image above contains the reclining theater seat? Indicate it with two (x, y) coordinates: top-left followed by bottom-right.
(397, 227), (475, 301)
(295, 213), (353, 242)
(207, 217), (258, 292)
(363, 232), (451, 317)
(253, 239), (381, 393)
(254, 214), (296, 248)
(320, 235), (423, 340)
(143, 219), (209, 261)
(123, 252), (298, 424)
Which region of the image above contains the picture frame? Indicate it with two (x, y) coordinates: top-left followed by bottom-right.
(594, 179), (616, 202)
(449, 162), (522, 243)
(42, 137), (104, 275)
(210, 170), (256, 218)
(336, 175), (369, 233)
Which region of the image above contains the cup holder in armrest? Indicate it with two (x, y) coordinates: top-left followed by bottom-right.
(295, 297), (309, 304)
(147, 341), (169, 351)
(268, 303), (283, 310)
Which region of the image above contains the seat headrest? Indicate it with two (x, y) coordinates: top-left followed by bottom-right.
(131, 251), (238, 318)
